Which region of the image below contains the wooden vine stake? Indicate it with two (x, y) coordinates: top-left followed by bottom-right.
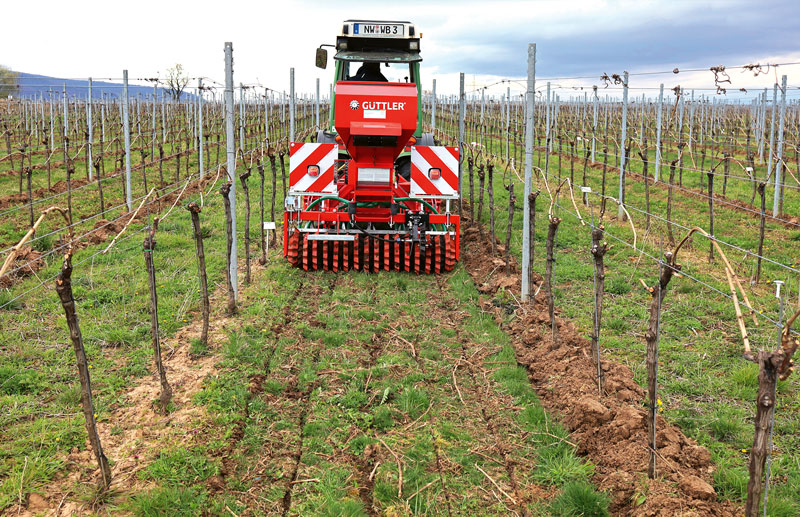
(504, 182), (515, 274)
(556, 135), (562, 182)
(545, 215), (560, 348)
(4, 127), (15, 172)
(666, 159), (677, 246)
(187, 202), (209, 346)
(744, 306), (799, 516)
(279, 149), (287, 198)
(754, 182), (766, 284)
(638, 138), (650, 231)
(118, 153), (126, 203)
(643, 249), (679, 478)
(257, 159), (267, 265)
(487, 164), (495, 253)
(240, 165), (252, 285)
(620, 139), (631, 218)
(175, 141), (181, 184)
(269, 152), (278, 246)
(542, 178), (582, 349)
(590, 225), (608, 391)
(707, 171), (715, 263)
(527, 190), (539, 295)
(55, 245), (112, 490)
(18, 145), (25, 195)
(158, 143), (165, 187)
(44, 137), (52, 191)
(476, 164), (485, 236)
(467, 154), (475, 222)
(140, 148), (149, 194)
(93, 157), (105, 214)
(221, 182), (237, 314)
(66, 164), (74, 226)
(143, 219), (173, 411)
(699, 148), (706, 193)
(722, 152), (729, 196)
(26, 167), (33, 227)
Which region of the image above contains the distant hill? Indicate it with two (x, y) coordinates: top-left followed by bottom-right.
(14, 72), (195, 101)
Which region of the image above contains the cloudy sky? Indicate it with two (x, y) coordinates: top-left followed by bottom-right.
(3, 0), (799, 99)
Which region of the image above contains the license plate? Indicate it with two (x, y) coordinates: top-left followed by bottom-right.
(363, 109), (386, 119)
(354, 24), (403, 37)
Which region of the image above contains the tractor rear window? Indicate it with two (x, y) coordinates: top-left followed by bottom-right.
(341, 61), (415, 83)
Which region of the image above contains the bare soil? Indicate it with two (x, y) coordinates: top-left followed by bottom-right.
(0, 172), (220, 290)
(460, 218), (742, 516)
(9, 213), (746, 516)
(9, 265), (238, 516)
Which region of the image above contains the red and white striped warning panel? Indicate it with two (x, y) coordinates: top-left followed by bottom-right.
(288, 142), (337, 194)
(410, 146), (459, 198)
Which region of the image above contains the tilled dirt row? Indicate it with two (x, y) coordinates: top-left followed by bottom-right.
(0, 145), (207, 210)
(11, 258), (261, 516)
(460, 221), (742, 516)
(543, 148), (800, 228)
(0, 171), (222, 289)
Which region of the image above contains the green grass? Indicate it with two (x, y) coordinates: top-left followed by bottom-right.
(0, 125), (271, 509)
(0, 364), (44, 395)
(141, 448), (219, 487)
(125, 486), (208, 516)
(460, 126), (800, 513)
(549, 481), (611, 517)
(0, 290), (22, 310)
(166, 256), (607, 514)
(3, 100), (799, 514)
(188, 337), (209, 357)
(0, 448), (65, 510)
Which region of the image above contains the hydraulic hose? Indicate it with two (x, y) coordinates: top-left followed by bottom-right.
(300, 196), (351, 228)
(303, 196), (351, 211)
(393, 197), (440, 214)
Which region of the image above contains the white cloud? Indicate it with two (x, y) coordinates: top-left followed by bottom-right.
(2, 0), (796, 102)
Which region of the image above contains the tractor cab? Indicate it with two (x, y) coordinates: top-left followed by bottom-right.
(315, 20), (432, 149)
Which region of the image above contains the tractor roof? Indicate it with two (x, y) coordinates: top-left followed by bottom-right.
(336, 21), (420, 55)
(340, 20), (416, 39)
(343, 19), (411, 24)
